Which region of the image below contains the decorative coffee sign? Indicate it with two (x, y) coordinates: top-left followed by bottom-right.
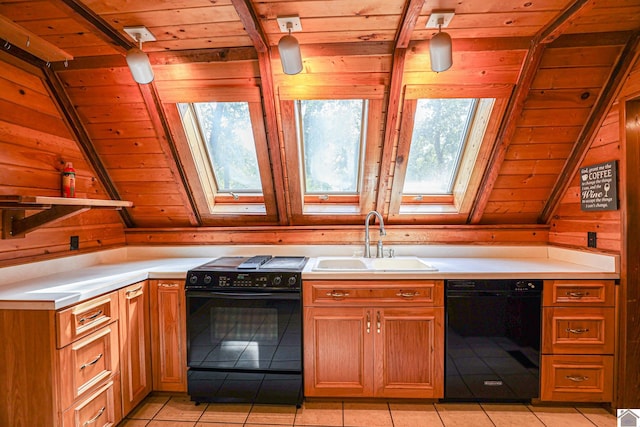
(580, 161), (618, 211)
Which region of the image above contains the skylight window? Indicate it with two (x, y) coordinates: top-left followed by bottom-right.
(403, 98), (477, 195)
(185, 102), (262, 193)
(295, 99), (367, 194)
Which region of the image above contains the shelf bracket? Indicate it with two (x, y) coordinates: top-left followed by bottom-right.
(3, 205), (90, 239)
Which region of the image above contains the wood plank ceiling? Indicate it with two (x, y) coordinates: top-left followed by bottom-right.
(0, 0), (639, 227)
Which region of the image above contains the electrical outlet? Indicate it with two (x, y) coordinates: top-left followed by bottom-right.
(587, 232), (597, 248)
(70, 235), (79, 250)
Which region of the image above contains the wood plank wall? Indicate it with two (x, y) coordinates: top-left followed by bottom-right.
(548, 58), (640, 253)
(484, 39), (624, 225)
(0, 53), (126, 265)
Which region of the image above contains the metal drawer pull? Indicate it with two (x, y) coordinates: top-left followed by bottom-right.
(566, 291), (589, 298)
(78, 310), (103, 324)
(159, 283), (179, 288)
(366, 311), (371, 334)
(376, 311), (381, 334)
(565, 375), (589, 382)
(326, 291), (350, 298)
(126, 286), (143, 295)
(566, 328), (590, 334)
(80, 353), (103, 370)
(83, 406), (105, 426)
(396, 291), (420, 298)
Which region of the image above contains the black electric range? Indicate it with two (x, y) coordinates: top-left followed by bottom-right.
(185, 255), (308, 406)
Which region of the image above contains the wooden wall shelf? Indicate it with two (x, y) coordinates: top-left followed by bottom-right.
(0, 196), (133, 239)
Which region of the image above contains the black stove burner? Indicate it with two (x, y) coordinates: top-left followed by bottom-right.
(186, 255), (308, 291)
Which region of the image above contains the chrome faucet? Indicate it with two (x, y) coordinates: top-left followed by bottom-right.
(364, 210), (386, 258)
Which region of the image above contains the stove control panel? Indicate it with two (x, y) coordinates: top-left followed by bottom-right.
(186, 271), (301, 290)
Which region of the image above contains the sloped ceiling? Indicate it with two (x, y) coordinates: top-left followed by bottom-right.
(1, 0), (639, 227)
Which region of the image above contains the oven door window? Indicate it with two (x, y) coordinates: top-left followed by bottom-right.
(187, 292), (301, 372)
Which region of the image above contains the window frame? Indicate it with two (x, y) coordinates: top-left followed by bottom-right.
(279, 86), (385, 223)
(386, 85), (510, 221)
(166, 86), (279, 225)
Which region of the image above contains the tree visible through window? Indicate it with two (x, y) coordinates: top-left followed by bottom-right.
(296, 99), (366, 194)
(180, 102), (262, 193)
(404, 98), (477, 194)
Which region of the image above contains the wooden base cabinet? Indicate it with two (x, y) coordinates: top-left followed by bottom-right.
(303, 280), (444, 399)
(540, 280), (615, 402)
(0, 291), (122, 427)
(119, 281), (152, 415)
(149, 279), (187, 392)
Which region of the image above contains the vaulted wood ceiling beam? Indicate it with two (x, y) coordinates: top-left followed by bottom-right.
(375, 0), (425, 215)
(52, 0), (131, 52)
(540, 31), (640, 224)
(467, 0), (596, 225)
(231, 0), (289, 224)
(138, 84), (201, 226)
(48, 0), (204, 226)
(42, 67), (134, 227)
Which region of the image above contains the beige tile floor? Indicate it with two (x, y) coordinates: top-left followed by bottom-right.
(118, 394), (617, 427)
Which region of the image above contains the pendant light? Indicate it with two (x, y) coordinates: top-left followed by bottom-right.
(426, 11), (455, 73)
(277, 16), (303, 75)
(124, 26), (156, 84)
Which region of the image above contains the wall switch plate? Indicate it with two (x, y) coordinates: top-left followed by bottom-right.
(587, 231), (597, 248)
(70, 235), (79, 250)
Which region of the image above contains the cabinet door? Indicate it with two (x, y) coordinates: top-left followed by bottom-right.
(303, 307), (373, 397)
(119, 281), (152, 415)
(374, 307), (444, 398)
(149, 280), (187, 392)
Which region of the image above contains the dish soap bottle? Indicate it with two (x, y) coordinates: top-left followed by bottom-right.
(61, 162), (76, 198)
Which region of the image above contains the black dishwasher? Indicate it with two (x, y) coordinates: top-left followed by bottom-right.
(444, 279), (542, 402)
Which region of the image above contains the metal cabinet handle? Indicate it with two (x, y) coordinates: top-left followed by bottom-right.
(366, 311), (371, 334)
(78, 310), (103, 324)
(396, 291), (420, 298)
(80, 353), (103, 370)
(126, 285), (143, 297)
(565, 375), (589, 382)
(566, 328), (590, 334)
(83, 406), (105, 426)
(376, 311), (381, 334)
(566, 291), (589, 298)
(159, 283), (179, 288)
(326, 291), (350, 298)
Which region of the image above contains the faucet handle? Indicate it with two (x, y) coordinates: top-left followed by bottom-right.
(385, 248), (395, 258)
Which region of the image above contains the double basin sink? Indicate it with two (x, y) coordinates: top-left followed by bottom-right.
(312, 256), (437, 272)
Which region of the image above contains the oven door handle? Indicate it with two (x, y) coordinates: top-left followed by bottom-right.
(186, 291), (300, 300)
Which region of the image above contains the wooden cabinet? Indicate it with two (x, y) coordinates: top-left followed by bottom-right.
(0, 291), (122, 427)
(149, 279), (187, 392)
(119, 281), (152, 414)
(540, 279), (615, 402)
(303, 280), (444, 399)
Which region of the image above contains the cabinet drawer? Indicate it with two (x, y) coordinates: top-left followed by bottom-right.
(542, 307), (614, 354)
(541, 355), (613, 402)
(58, 323), (119, 409)
(57, 292), (118, 348)
(304, 280), (443, 306)
(543, 280), (614, 307)
(62, 379), (121, 427)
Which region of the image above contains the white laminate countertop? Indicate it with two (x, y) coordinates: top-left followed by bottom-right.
(0, 245), (619, 310)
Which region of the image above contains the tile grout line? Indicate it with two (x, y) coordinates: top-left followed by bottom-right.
(478, 403), (498, 427)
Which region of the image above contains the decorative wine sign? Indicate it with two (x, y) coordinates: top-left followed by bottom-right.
(580, 161), (618, 211)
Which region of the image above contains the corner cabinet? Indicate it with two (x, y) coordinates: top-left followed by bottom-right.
(303, 280), (444, 398)
(540, 279), (616, 402)
(119, 281), (152, 414)
(149, 279), (187, 392)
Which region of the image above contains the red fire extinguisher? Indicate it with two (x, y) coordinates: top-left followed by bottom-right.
(61, 162), (76, 198)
